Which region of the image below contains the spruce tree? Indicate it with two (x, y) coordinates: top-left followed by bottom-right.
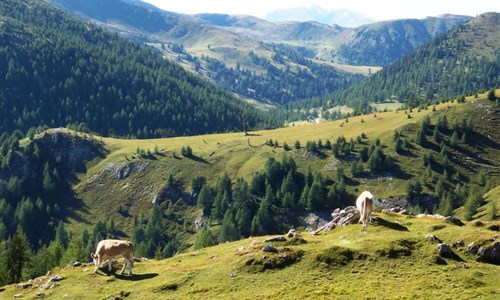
(4, 226), (32, 283)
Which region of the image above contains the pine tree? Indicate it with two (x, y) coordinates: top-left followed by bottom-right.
(55, 220), (69, 248)
(42, 162), (55, 193)
(197, 185), (214, 215)
(4, 226), (32, 283)
(463, 186), (483, 221)
(194, 227), (216, 250)
(251, 183), (274, 235)
(307, 173), (325, 211)
(219, 209), (239, 242)
(449, 131), (459, 148)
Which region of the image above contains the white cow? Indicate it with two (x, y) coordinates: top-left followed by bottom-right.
(91, 239), (134, 275)
(356, 191), (376, 229)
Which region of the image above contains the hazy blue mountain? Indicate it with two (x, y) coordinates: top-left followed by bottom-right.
(264, 5), (375, 28)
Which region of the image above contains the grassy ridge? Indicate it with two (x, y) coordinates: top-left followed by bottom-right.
(2, 213), (499, 299)
(64, 91), (500, 239)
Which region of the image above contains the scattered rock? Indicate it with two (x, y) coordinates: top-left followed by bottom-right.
(286, 229), (298, 238)
(379, 197), (409, 210)
(17, 282), (32, 289)
(477, 242), (500, 265)
(264, 236), (286, 243)
(262, 245), (278, 253)
(453, 240), (465, 248)
(303, 213), (328, 232)
(230, 273), (236, 277)
(235, 246), (244, 252)
(487, 224), (500, 231)
(71, 261), (82, 267)
(466, 242), (479, 255)
(425, 234), (442, 243)
(472, 220), (484, 227)
(311, 206), (360, 235)
(438, 243), (461, 260)
(35, 292), (44, 298)
(445, 216), (465, 226)
(432, 255), (447, 265)
(50, 275), (64, 282)
(390, 207), (401, 213)
(14, 294), (23, 298)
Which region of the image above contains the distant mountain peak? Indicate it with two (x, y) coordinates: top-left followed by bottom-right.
(264, 5), (375, 28)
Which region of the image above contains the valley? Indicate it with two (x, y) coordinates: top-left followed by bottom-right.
(0, 0), (498, 297)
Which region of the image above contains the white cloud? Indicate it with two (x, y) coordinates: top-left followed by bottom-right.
(142, 0), (499, 20)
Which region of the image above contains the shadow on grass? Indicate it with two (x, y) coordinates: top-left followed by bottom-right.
(373, 217), (409, 231)
(115, 273), (159, 281)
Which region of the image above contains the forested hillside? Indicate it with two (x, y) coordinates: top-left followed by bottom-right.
(48, 0), (469, 107)
(308, 13), (500, 112)
(1, 89), (498, 287)
(0, 0), (278, 138)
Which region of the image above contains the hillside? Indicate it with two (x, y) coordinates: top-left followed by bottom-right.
(301, 12), (500, 111)
(1, 212), (499, 299)
(47, 0), (469, 106)
(1, 87), (499, 287)
(0, 0), (277, 138)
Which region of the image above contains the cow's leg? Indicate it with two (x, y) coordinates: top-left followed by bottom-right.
(94, 256), (100, 273)
(119, 259), (126, 274)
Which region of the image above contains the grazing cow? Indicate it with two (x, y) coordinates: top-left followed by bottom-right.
(91, 239), (134, 275)
(356, 191), (376, 229)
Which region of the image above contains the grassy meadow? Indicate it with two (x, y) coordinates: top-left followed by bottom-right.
(2, 212), (499, 299)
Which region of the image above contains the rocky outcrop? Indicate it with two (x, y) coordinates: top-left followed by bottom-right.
(477, 241), (500, 265)
(310, 206), (361, 235)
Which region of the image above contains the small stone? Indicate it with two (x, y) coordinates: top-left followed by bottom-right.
(71, 261), (82, 267)
(445, 216), (465, 226)
(487, 224), (500, 231)
(472, 220), (483, 227)
(50, 275), (64, 282)
(438, 243), (456, 258)
(17, 282), (32, 289)
(466, 242), (479, 254)
(426, 234), (442, 243)
(287, 229), (298, 238)
(264, 236), (286, 243)
(262, 245), (278, 253)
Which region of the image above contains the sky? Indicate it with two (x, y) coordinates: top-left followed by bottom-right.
(141, 0), (499, 21)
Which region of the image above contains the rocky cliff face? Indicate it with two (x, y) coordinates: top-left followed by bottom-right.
(2, 129), (104, 184)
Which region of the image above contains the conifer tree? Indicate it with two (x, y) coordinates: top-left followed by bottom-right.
(4, 226), (32, 283)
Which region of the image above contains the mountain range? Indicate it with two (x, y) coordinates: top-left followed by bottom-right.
(264, 5), (375, 28)
(47, 0), (472, 107)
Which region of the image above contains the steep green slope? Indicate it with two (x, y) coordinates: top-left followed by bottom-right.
(1, 91), (498, 287)
(338, 15), (472, 66)
(1, 212), (499, 299)
(60, 92), (499, 253)
(0, 0), (277, 138)
(316, 13), (500, 110)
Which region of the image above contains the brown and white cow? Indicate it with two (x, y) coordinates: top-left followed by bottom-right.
(356, 191), (376, 229)
(91, 239), (134, 275)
